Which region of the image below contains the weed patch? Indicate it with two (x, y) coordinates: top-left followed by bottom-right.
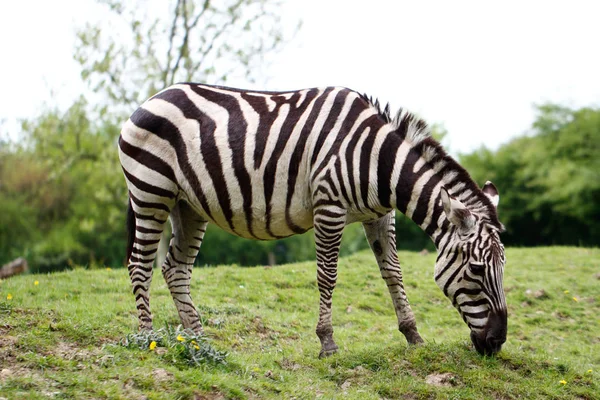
(121, 324), (228, 366)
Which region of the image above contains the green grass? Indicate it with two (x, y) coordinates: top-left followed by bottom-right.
(0, 247), (598, 399)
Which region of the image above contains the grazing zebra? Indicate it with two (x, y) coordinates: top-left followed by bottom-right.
(118, 83), (507, 357)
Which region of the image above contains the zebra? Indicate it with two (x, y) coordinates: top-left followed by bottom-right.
(118, 83), (507, 357)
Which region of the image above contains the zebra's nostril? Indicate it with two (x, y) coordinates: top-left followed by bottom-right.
(485, 311), (507, 351)
(486, 336), (505, 353)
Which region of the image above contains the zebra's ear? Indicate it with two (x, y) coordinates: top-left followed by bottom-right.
(482, 181), (499, 208)
(440, 187), (476, 233)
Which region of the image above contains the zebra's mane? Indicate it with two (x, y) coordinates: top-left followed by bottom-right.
(361, 92), (503, 231)
(360, 93), (431, 144)
(360, 93), (393, 122)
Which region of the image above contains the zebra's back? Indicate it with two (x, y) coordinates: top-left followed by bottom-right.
(118, 83), (369, 240)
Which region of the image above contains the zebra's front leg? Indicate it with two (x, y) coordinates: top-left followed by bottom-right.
(161, 202), (207, 333)
(363, 211), (424, 345)
(313, 207), (346, 358)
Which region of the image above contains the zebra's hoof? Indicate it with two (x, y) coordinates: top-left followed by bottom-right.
(399, 324), (424, 345)
(408, 332), (425, 345)
(319, 345), (339, 359)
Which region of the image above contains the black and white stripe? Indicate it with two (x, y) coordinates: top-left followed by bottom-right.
(119, 83), (507, 356)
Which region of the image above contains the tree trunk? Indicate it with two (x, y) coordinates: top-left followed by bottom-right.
(267, 252), (276, 267)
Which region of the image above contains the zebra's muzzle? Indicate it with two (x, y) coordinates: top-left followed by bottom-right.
(470, 310), (507, 356)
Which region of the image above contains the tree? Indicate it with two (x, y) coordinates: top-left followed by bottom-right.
(0, 99), (128, 271)
(0, 150), (41, 266)
(75, 0), (297, 113)
(460, 104), (600, 246)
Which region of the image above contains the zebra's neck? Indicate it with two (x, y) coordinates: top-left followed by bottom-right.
(379, 113), (499, 248)
(391, 142), (448, 246)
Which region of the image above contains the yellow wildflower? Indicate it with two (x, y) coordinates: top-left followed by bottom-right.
(194, 344), (200, 350)
(559, 380), (567, 385)
(149, 341), (157, 350)
(6, 293), (12, 300)
(106, 267), (112, 271)
(176, 335), (185, 342)
(587, 369), (592, 374)
(34, 280), (39, 286)
(563, 290), (569, 294)
(572, 297), (578, 302)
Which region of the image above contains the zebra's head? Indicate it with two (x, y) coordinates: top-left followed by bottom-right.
(435, 181), (507, 355)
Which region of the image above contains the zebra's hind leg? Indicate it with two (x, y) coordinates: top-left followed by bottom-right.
(127, 194), (173, 332)
(313, 206), (346, 358)
(161, 201), (207, 333)
(363, 211), (424, 345)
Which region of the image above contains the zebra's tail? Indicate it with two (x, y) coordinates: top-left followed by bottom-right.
(125, 198), (135, 266)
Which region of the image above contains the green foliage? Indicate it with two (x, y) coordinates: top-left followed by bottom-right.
(0, 151), (40, 265)
(461, 104), (600, 246)
(395, 215), (434, 251)
(0, 248), (598, 398)
(430, 122), (449, 146)
(1, 0), (300, 272)
(0, 100), (127, 271)
(4, 0), (595, 271)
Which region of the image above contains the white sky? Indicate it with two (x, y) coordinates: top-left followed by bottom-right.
(1, 0), (599, 153)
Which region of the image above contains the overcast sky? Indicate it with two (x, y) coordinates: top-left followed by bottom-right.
(1, 0), (599, 153)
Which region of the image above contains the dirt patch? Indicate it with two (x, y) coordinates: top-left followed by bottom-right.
(250, 316), (269, 334)
(0, 324), (12, 335)
(247, 316), (287, 342)
(551, 311), (574, 322)
(277, 358), (301, 371)
(121, 378), (150, 400)
(0, 365), (56, 391)
(1, 368), (13, 381)
(0, 336), (19, 365)
(52, 341), (101, 361)
(340, 379), (351, 391)
(194, 391), (226, 400)
(425, 372), (458, 387)
(525, 289), (549, 299)
(350, 365), (369, 376)
(152, 368), (173, 382)
(0, 367), (38, 382)
(0, 336), (18, 347)
(398, 394), (419, 400)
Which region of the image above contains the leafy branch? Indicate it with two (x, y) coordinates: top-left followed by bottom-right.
(75, 0), (297, 112)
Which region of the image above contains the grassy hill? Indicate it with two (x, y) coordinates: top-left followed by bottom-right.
(0, 247), (598, 399)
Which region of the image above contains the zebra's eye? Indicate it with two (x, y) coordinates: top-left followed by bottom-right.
(469, 262), (485, 274)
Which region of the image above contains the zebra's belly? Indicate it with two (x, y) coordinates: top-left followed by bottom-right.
(206, 202), (315, 240)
